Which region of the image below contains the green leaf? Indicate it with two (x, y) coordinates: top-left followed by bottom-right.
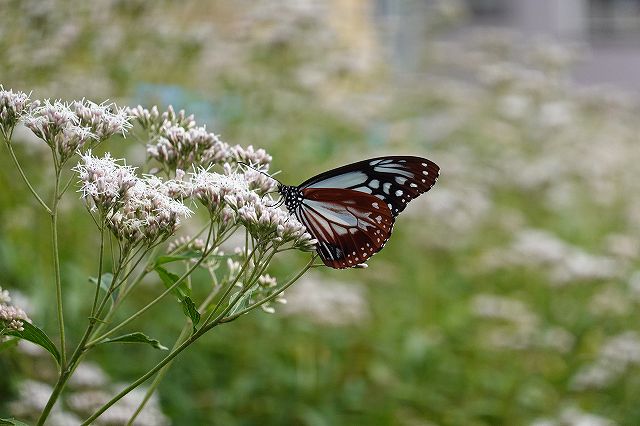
(98, 332), (168, 350)
(88, 273), (118, 302)
(0, 418), (31, 426)
(154, 251), (203, 266)
(155, 266), (190, 299)
(6, 321), (61, 366)
(181, 296), (201, 331)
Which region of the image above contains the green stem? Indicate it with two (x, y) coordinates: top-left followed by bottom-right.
(84, 253), (316, 424)
(51, 166), (66, 367)
(86, 226), (216, 347)
(206, 247), (284, 326)
(2, 134), (52, 215)
(220, 255), (315, 323)
(36, 221), (111, 426)
(200, 243), (264, 325)
(90, 220), (214, 342)
(90, 225), (106, 316)
(126, 284), (219, 425)
(82, 327), (201, 425)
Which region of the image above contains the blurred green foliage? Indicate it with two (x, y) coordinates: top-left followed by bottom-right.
(2, 1), (640, 425)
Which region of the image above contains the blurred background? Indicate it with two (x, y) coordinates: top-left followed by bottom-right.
(2, 0), (640, 424)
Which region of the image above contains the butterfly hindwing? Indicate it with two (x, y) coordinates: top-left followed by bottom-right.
(294, 188), (394, 269)
(299, 156), (439, 216)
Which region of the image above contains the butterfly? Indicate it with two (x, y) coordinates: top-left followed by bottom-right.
(277, 156), (439, 269)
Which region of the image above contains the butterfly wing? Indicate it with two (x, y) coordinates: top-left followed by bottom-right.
(298, 156), (439, 217)
(294, 188), (394, 269)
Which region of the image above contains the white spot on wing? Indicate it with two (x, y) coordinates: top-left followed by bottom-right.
(395, 176), (407, 184)
(306, 171), (368, 189)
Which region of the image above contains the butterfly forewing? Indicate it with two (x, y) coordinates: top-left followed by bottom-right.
(294, 188), (394, 269)
(299, 156), (439, 216)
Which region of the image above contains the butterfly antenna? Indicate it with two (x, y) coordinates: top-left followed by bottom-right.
(237, 162), (283, 186)
(263, 194), (285, 208)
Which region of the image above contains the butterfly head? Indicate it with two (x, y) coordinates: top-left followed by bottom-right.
(277, 184), (304, 213)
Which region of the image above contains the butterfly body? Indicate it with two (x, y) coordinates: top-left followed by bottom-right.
(279, 156), (439, 269)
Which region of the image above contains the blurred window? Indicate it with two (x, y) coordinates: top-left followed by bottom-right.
(590, 0), (640, 41)
(466, 0), (511, 22)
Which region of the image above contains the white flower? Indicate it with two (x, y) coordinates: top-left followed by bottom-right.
(147, 123), (230, 171)
(109, 178), (192, 245)
(167, 235), (208, 254)
(480, 229), (621, 285)
(0, 286), (31, 332)
(129, 104), (161, 131)
(74, 151), (138, 212)
(282, 272), (370, 325)
(238, 200), (316, 250)
(71, 99), (132, 140)
(570, 331), (640, 390)
(0, 86), (34, 134)
(68, 362), (108, 389)
(190, 168), (259, 215)
(75, 152), (191, 245)
(24, 99), (99, 163)
(228, 144), (272, 167)
(532, 406), (618, 426)
(242, 167), (278, 195)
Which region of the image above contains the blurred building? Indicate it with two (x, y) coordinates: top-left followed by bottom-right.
(377, 0), (640, 90)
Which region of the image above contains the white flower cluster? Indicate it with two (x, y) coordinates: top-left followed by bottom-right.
(75, 152), (192, 246)
(108, 179), (193, 245)
(74, 153), (313, 251)
(227, 144), (272, 167)
(74, 151), (138, 212)
(237, 199), (315, 250)
(282, 272), (370, 326)
(10, 375), (168, 426)
(71, 99), (132, 141)
(242, 168), (278, 194)
(1, 88), (131, 163)
(570, 331), (640, 391)
(470, 294), (575, 353)
(131, 105), (272, 172)
(0, 286), (31, 332)
(166, 235), (208, 254)
(22, 99), (94, 164)
(129, 104), (194, 135)
(532, 406), (618, 426)
(0, 86), (34, 135)
(190, 168), (258, 215)
(480, 229), (621, 285)
(190, 168), (315, 249)
(150, 123), (229, 171)
(253, 274), (285, 314)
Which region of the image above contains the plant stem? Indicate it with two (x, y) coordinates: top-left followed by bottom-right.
(220, 255), (315, 323)
(36, 221), (113, 426)
(83, 254), (316, 424)
(2, 133), (52, 215)
(51, 165), (66, 367)
(85, 225), (216, 347)
(82, 327), (201, 425)
(126, 283), (219, 425)
(91, 221), (219, 344)
(90, 225), (106, 316)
